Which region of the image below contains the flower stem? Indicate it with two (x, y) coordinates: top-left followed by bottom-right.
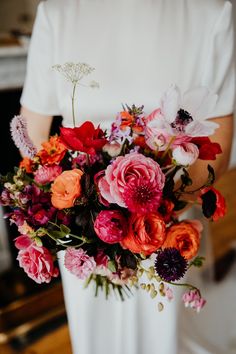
(72, 83), (77, 127)
(161, 136), (176, 162)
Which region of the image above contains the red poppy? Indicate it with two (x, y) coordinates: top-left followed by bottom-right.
(200, 186), (226, 221)
(191, 137), (222, 160)
(60, 121), (107, 155)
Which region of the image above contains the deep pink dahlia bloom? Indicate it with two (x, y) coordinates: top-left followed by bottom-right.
(94, 210), (128, 244)
(64, 248), (96, 279)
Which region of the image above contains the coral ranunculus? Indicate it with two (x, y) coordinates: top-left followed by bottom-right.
(60, 121), (107, 154)
(37, 136), (67, 165)
(17, 244), (59, 284)
(94, 210), (128, 244)
(120, 213), (166, 256)
(51, 169), (83, 209)
(163, 221), (201, 260)
(98, 152), (165, 214)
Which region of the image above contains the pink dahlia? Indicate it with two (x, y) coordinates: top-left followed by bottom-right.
(123, 177), (163, 214)
(17, 244), (59, 284)
(94, 210), (128, 244)
(64, 248), (96, 279)
(98, 152), (165, 214)
(34, 165), (62, 185)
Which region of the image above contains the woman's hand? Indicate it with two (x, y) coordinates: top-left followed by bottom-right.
(20, 106), (53, 152)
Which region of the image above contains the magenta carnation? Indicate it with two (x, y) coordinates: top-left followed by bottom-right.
(94, 210), (128, 244)
(64, 248), (96, 279)
(34, 165), (62, 185)
(17, 244), (59, 284)
(98, 152), (165, 213)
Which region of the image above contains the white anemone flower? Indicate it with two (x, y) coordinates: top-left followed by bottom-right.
(161, 85), (219, 137)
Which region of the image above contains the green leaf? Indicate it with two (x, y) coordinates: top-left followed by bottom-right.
(206, 165), (215, 186)
(60, 224), (71, 235)
(190, 256), (205, 268)
(174, 200), (188, 211)
(180, 169), (192, 187)
(34, 236), (43, 247)
(107, 260), (117, 273)
(49, 230), (66, 239)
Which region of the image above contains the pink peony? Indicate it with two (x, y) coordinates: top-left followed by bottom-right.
(94, 210), (128, 244)
(182, 289), (206, 312)
(17, 244), (59, 284)
(98, 152), (165, 213)
(34, 165), (62, 185)
(64, 248), (96, 279)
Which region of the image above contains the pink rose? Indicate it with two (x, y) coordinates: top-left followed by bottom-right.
(34, 165), (62, 184)
(64, 248), (96, 279)
(94, 210), (128, 244)
(98, 152), (165, 213)
(172, 143), (199, 166)
(17, 244), (59, 284)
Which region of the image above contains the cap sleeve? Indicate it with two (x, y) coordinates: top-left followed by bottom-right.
(201, 1), (235, 118)
(20, 2), (60, 116)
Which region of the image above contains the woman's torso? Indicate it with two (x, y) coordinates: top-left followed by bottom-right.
(45, 0), (227, 128)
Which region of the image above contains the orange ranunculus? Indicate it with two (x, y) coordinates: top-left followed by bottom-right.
(163, 222), (200, 260)
(51, 169), (83, 210)
(20, 157), (34, 173)
(120, 213), (166, 256)
(37, 136), (67, 165)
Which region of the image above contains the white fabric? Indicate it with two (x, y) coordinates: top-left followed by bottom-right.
(20, 1), (235, 354)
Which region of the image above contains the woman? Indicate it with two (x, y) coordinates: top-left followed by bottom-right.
(20, 1), (234, 353)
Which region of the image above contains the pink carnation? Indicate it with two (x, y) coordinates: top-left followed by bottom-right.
(182, 289), (206, 312)
(98, 152), (165, 213)
(34, 165), (62, 185)
(17, 244), (59, 284)
(94, 210), (128, 244)
(64, 248), (96, 279)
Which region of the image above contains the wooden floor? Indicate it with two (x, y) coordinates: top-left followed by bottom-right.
(0, 325), (72, 354)
(1, 168), (236, 354)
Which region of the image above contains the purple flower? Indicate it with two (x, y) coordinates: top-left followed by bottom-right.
(154, 248), (188, 282)
(10, 115), (37, 158)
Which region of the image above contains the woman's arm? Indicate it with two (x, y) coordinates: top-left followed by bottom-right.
(180, 114), (234, 200)
(20, 106), (53, 151)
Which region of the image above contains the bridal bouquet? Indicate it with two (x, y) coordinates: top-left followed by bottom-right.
(0, 63), (226, 312)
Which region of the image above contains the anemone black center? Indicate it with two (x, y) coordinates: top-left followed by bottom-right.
(171, 109), (193, 132)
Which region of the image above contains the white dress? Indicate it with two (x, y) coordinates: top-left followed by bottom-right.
(21, 1), (235, 354)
